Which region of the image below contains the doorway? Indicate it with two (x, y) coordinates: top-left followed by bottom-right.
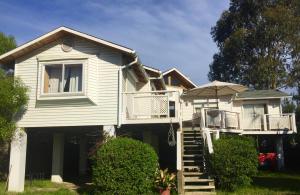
(243, 104), (267, 130)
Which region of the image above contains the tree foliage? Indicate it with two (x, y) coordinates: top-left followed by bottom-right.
(0, 69), (28, 141)
(0, 32), (16, 55)
(208, 0), (300, 89)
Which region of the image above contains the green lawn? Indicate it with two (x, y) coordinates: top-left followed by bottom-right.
(1, 171), (300, 194)
(218, 171), (300, 195)
(0, 180), (75, 195)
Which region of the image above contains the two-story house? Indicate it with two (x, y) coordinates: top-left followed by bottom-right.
(0, 27), (296, 194)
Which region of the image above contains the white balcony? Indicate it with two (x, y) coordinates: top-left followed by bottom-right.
(122, 91), (180, 124)
(194, 108), (296, 134)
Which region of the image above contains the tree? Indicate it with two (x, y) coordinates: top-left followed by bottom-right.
(0, 69), (28, 141)
(208, 0), (300, 90)
(0, 32), (16, 55)
(0, 32), (27, 141)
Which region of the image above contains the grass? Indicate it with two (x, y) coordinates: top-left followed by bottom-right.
(218, 170), (300, 195)
(1, 171), (300, 194)
(0, 180), (75, 195)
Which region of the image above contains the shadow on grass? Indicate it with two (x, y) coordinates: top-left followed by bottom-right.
(252, 172), (300, 194)
(76, 183), (95, 195)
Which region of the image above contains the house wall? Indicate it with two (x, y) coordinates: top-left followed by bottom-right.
(15, 36), (123, 127)
(232, 99), (281, 115)
(180, 95), (282, 122)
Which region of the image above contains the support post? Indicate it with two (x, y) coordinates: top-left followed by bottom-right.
(276, 136), (284, 170)
(51, 133), (64, 183)
(79, 136), (87, 175)
(8, 128), (27, 192)
(213, 130), (220, 140)
(103, 125), (116, 138)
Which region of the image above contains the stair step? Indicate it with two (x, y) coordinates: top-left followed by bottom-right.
(184, 145), (202, 147)
(183, 130), (202, 133)
(183, 154), (202, 157)
(183, 130), (201, 133)
(183, 136), (202, 139)
(184, 192), (216, 195)
(184, 178), (214, 183)
(184, 185), (215, 190)
(183, 172), (204, 176)
(183, 159), (203, 163)
(184, 140), (203, 144)
(183, 166), (201, 169)
(184, 137), (202, 139)
(184, 144), (202, 147)
(184, 151), (203, 155)
(183, 132), (202, 136)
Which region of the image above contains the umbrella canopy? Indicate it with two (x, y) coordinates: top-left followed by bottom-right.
(185, 80), (248, 107)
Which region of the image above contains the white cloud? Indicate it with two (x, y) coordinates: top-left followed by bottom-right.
(0, 0), (229, 84)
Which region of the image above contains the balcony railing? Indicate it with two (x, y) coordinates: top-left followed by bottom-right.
(197, 108), (296, 132)
(265, 113), (296, 131)
(122, 91), (180, 123)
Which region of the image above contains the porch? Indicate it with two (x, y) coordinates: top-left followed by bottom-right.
(194, 108), (297, 134)
(122, 91), (180, 124)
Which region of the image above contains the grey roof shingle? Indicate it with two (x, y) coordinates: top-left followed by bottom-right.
(235, 89), (290, 99)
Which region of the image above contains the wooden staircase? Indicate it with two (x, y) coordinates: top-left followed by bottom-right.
(182, 127), (215, 195)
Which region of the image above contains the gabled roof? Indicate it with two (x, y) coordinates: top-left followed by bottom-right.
(0, 26), (135, 64)
(142, 65), (166, 90)
(235, 89), (291, 100)
(143, 65), (161, 78)
(163, 68), (197, 89)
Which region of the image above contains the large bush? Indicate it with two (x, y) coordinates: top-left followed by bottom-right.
(92, 137), (158, 194)
(210, 135), (258, 191)
(0, 69), (28, 141)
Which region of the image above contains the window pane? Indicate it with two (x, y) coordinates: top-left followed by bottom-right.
(63, 64), (83, 92)
(44, 65), (62, 93)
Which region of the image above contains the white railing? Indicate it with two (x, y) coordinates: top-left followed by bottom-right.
(265, 113), (296, 132)
(123, 91), (180, 121)
(203, 109), (240, 130)
(199, 108), (296, 132)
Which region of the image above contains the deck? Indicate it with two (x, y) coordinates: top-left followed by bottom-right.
(122, 91), (180, 124)
(193, 108), (297, 135)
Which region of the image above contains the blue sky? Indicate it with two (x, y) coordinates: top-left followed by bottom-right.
(0, 0), (229, 85)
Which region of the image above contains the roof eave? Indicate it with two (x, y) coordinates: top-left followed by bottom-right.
(0, 26), (135, 64)
(163, 68), (197, 88)
(234, 96), (292, 100)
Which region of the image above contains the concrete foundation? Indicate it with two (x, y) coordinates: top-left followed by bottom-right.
(103, 125), (116, 138)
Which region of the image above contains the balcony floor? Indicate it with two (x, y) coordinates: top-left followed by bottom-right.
(123, 117), (179, 124)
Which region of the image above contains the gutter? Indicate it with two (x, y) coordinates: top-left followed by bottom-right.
(117, 52), (149, 128)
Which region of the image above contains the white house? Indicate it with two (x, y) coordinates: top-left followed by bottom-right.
(0, 27), (296, 194)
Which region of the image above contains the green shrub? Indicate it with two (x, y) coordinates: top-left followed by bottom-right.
(92, 137), (158, 194)
(210, 135), (258, 191)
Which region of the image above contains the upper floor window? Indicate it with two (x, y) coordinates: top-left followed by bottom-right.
(43, 63), (83, 94)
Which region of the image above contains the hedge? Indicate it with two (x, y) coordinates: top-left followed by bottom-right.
(210, 135), (258, 191)
(92, 137), (158, 194)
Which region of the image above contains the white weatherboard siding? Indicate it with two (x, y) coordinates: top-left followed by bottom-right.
(15, 37), (122, 127)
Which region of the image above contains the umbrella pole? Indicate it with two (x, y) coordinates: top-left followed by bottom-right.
(216, 88), (219, 109)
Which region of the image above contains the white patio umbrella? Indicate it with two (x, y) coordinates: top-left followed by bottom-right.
(185, 80), (248, 108)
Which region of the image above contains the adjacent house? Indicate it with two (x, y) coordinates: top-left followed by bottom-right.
(0, 27), (296, 194)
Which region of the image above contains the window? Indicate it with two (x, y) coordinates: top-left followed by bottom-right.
(43, 63), (83, 94)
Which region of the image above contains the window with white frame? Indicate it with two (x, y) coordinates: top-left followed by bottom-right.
(43, 63), (83, 94)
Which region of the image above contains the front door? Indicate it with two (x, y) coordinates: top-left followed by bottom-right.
(243, 104), (266, 130)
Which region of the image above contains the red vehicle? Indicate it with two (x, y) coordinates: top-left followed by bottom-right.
(259, 153), (277, 170)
